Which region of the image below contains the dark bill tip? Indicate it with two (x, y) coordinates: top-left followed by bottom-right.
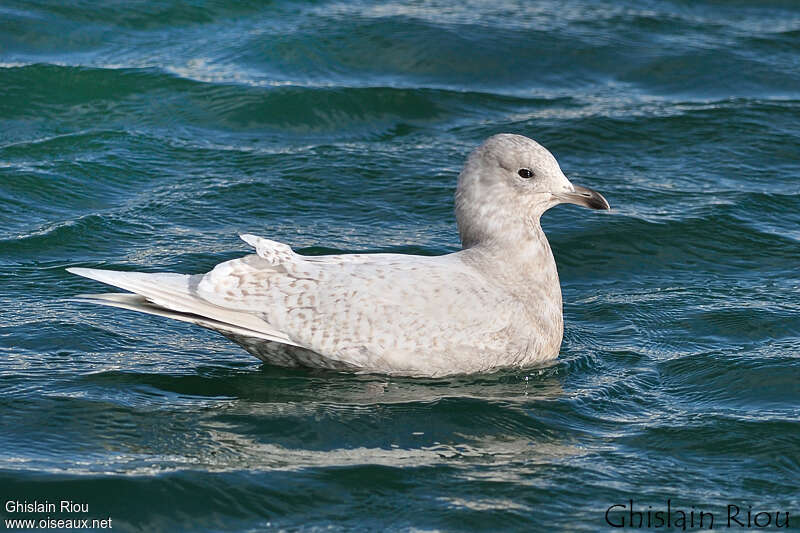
(559, 185), (610, 210)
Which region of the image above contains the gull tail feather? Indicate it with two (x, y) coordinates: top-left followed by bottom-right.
(66, 267), (299, 346)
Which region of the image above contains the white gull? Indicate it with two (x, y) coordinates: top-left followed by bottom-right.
(67, 134), (609, 377)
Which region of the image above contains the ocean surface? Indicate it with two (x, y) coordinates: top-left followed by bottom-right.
(1, 0), (799, 531)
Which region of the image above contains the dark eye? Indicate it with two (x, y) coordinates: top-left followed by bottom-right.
(518, 168), (534, 179)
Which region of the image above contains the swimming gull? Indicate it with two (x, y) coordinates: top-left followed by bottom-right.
(67, 134), (609, 376)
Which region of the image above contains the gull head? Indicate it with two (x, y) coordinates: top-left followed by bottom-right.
(455, 134), (609, 248)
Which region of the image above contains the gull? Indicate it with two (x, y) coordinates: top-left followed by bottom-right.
(67, 134), (609, 377)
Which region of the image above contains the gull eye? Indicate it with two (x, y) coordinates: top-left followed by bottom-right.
(518, 168), (534, 179)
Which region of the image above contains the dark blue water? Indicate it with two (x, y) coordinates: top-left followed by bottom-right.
(1, 1), (799, 531)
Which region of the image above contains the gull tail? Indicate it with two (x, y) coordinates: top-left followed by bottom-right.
(66, 267), (298, 346)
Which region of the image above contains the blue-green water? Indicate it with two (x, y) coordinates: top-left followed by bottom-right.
(2, 1), (799, 531)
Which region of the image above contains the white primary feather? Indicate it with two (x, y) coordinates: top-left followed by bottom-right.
(70, 293), (287, 342)
(66, 267), (299, 347)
